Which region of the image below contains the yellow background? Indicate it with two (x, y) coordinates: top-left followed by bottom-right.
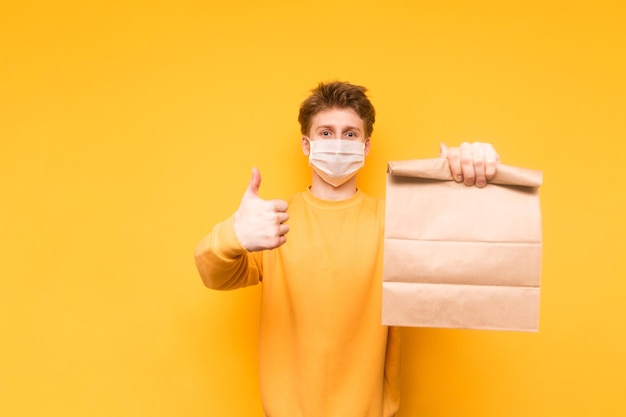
(1, 0), (625, 416)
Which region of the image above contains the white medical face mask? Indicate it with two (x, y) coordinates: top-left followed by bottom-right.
(306, 138), (365, 187)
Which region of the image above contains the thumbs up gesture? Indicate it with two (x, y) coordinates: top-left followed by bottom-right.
(233, 168), (289, 251)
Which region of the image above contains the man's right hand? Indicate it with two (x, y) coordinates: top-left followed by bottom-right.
(233, 167), (289, 252)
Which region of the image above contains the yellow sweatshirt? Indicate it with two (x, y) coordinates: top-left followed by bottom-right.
(195, 189), (400, 417)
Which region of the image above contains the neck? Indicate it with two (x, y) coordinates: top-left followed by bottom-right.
(309, 172), (358, 201)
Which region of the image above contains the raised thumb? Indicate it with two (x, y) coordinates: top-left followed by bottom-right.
(244, 167), (261, 198)
(439, 142), (448, 158)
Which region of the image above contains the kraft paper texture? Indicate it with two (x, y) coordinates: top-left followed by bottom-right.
(382, 158), (543, 332)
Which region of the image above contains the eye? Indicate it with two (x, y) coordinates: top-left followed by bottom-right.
(345, 131), (357, 138)
(322, 131), (331, 136)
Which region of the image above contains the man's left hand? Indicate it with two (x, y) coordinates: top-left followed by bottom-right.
(440, 142), (500, 188)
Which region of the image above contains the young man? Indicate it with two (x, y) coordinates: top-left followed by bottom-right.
(194, 81), (499, 417)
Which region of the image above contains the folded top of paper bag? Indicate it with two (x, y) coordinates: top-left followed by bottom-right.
(387, 158), (543, 188)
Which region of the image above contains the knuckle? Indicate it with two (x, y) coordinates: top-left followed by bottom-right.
(447, 149), (461, 164)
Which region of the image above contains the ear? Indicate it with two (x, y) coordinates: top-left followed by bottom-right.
(364, 138), (371, 156)
(302, 136), (310, 156)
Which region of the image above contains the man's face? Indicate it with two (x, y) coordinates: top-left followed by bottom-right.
(302, 107), (370, 156)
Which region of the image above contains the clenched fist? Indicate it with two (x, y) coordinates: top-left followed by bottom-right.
(233, 168), (289, 252)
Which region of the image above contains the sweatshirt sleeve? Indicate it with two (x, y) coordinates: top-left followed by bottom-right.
(194, 215), (263, 290)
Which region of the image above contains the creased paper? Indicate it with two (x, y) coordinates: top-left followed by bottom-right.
(382, 158), (543, 332)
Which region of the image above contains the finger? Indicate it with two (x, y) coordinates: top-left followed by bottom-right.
(446, 146), (463, 182)
(439, 143), (448, 158)
(471, 142), (487, 188)
(267, 225), (289, 249)
(483, 144), (499, 180)
(269, 199), (289, 212)
(244, 167), (262, 198)
(275, 211), (289, 224)
(459, 142), (476, 186)
(277, 223), (290, 236)
(275, 235), (287, 248)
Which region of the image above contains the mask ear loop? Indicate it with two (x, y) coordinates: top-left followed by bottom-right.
(304, 137), (314, 163)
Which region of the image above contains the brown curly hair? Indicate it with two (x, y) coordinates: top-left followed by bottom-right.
(298, 81), (376, 137)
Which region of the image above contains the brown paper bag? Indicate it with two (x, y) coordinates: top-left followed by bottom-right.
(382, 158), (543, 332)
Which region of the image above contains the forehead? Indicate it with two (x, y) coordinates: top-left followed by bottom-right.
(310, 107), (365, 131)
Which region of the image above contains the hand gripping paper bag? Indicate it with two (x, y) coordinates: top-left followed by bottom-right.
(382, 158), (543, 331)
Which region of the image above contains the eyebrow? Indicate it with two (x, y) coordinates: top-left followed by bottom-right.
(316, 124), (362, 132)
